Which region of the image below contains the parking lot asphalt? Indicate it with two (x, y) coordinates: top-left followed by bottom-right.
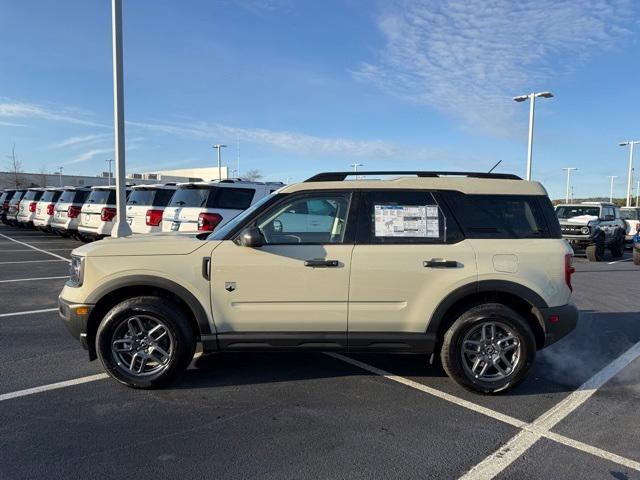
(0, 223), (639, 479)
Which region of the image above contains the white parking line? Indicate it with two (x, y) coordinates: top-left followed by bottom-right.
(607, 258), (632, 265)
(0, 308), (58, 318)
(0, 259), (68, 265)
(0, 374), (109, 402)
(0, 276), (68, 283)
(0, 233), (71, 263)
(0, 248), (73, 252)
(327, 345), (640, 477)
(459, 340), (640, 479)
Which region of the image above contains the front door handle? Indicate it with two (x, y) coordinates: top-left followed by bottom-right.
(202, 257), (211, 280)
(304, 259), (339, 267)
(423, 259), (459, 268)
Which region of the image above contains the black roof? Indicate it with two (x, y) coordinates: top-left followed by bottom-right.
(304, 171), (522, 182)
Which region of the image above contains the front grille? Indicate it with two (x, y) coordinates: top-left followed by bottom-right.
(561, 225), (586, 234)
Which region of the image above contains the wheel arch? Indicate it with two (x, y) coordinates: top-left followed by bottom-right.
(427, 280), (548, 350)
(85, 276), (212, 360)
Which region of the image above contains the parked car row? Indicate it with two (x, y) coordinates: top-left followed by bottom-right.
(0, 179), (284, 241)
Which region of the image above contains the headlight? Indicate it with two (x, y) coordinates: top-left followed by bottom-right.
(67, 255), (85, 287)
(581, 226), (590, 235)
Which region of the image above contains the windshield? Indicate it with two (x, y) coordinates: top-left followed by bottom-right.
(209, 193), (277, 240)
(555, 206), (600, 219)
(620, 209), (639, 220)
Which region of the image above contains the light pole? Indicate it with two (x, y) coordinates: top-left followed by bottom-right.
(58, 166), (64, 187)
(212, 144), (227, 180)
(619, 141), (639, 207)
(636, 180), (639, 207)
(608, 175), (617, 203)
(513, 91), (554, 180)
(351, 163), (363, 180)
(562, 167), (577, 203)
(105, 158), (113, 186)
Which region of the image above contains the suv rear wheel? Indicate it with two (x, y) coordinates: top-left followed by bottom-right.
(440, 303), (536, 394)
(96, 296), (196, 389)
(609, 231), (624, 258)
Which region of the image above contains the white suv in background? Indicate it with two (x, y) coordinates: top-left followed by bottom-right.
(161, 180), (283, 233)
(16, 188), (45, 226)
(126, 184), (177, 234)
(5, 189), (26, 225)
(620, 207), (640, 244)
(78, 186), (131, 240)
(51, 187), (92, 238)
(33, 188), (64, 231)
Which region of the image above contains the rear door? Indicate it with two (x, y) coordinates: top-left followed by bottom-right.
(348, 190), (477, 347)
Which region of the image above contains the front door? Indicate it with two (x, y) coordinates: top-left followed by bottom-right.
(209, 191), (355, 349)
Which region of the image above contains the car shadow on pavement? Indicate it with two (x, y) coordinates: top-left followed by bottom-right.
(169, 310), (640, 398)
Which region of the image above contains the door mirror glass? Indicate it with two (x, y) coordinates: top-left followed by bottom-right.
(238, 226), (265, 248)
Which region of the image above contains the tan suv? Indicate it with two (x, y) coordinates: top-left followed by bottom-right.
(58, 171), (578, 393)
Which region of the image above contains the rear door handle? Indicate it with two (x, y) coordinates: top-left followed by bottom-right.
(304, 259), (339, 267)
(423, 259), (459, 268)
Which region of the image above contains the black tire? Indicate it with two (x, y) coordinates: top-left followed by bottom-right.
(96, 296), (196, 389)
(634, 247), (640, 266)
(609, 231), (624, 258)
(440, 303), (536, 394)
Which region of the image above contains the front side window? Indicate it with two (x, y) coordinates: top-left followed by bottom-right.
(256, 193), (352, 244)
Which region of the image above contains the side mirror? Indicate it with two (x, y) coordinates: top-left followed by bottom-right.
(604, 214), (615, 221)
(238, 226), (265, 248)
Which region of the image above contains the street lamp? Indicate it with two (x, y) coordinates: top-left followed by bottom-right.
(562, 167), (577, 203)
(513, 91), (554, 181)
(212, 144), (227, 180)
(608, 175), (617, 203)
(351, 163), (363, 180)
(619, 141), (640, 207)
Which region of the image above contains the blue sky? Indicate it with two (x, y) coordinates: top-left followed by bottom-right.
(0, 0), (639, 199)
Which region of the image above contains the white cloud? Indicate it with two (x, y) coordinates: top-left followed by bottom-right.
(49, 133), (111, 149)
(0, 101), (108, 128)
(353, 0), (636, 135)
(0, 121), (27, 128)
(63, 148), (113, 166)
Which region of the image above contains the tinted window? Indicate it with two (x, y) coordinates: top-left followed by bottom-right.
(127, 189), (156, 206)
(59, 190), (89, 204)
(11, 191), (25, 202)
(257, 193), (352, 244)
(443, 192), (553, 239)
(620, 209), (640, 220)
(153, 189), (175, 207)
(23, 190), (43, 201)
(213, 188), (255, 209)
(169, 186), (210, 208)
(40, 191), (61, 202)
(556, 206), (600, 218)
(358, 190), (459, 244)
(86, 189), (115, 205)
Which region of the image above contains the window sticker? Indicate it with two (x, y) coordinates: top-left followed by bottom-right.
(374, 205), (440, 237)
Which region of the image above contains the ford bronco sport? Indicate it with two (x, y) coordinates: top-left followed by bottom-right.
(59, 171), (578, 394)
(555, 202), (626, 261)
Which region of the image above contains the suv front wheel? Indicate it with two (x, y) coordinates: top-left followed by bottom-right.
(440, 303), (536, 394)
(96, 296), (196, 389)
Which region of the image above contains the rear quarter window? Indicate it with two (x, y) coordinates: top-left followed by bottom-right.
(442, 192), (559, 239)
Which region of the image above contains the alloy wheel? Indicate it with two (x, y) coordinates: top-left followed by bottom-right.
(460, 321), (521, 382)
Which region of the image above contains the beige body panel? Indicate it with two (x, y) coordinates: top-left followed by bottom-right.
(209, 240), (353, 332)
(348, 242), (478, 333)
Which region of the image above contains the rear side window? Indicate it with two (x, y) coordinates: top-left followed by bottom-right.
(169, 186), (210, 208)
(357, 190), (462, 244)
(212, 188), (255, 209)
(86, 189), (115, 205)
(40, 191), (61, 202)
(442, 192), (558, 239)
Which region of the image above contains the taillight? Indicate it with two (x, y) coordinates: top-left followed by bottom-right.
(46, 204), (55, 215)
(198, 212), (223, 231)
(29, 202), (37, 212)
(68, 206), (81, 218)
(565, 254), (575, 291)
(145, 209), (164, 226)
(101, 207), (117, 222)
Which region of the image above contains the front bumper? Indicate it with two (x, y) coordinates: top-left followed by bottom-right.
(539, 302), (579, 347)
(58, 296), (94, 351)
(562, 234), (591, 249)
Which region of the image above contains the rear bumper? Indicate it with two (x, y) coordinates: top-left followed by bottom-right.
(539, 302), (578, 347)
(58, 296), (94, 351)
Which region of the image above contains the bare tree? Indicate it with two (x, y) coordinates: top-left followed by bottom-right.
(243, 169), (263, 181)
(5, 143), (25, 188)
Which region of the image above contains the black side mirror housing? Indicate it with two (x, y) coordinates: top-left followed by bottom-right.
(604, 214), (615, 221)
(238, 226), (265, 248)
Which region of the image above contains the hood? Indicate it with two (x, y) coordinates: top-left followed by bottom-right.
(72, 232), (218, 257)
(558, 215), (598, 226)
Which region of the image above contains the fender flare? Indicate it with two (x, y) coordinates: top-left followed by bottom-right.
(426, 280), (548, 337)
(85, 275), (212, 336)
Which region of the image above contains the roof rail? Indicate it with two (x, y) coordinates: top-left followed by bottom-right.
(304, 171), (522, 182)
